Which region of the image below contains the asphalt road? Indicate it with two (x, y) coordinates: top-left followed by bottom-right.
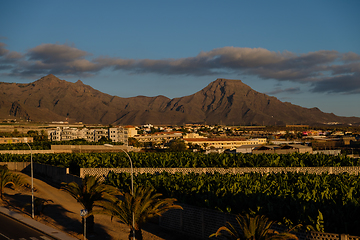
(0, 212), (56, 240)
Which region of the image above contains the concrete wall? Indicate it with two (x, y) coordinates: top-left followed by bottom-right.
(0, 150), (72, 154)
(314, 150), (342, 155)
(51, 145), (140, 153)
(0, 145), (140, 155)
(275, 149), (298, 154)
(253, 149), (299, 154)
(34, 163), (81, 185)
(0, 161), (30, 171)
(0, 162), (81, 185)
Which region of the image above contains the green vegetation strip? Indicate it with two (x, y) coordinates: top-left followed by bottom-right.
(0, 152), (359, 169)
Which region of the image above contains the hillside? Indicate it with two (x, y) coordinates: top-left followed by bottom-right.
(0, 74), (359, 125)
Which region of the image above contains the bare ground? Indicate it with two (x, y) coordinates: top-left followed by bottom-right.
(0, 172), (193, 240)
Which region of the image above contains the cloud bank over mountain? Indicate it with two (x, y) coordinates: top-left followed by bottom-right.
(1, 42), (359, 94)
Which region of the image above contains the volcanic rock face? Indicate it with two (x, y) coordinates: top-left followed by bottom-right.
(0, 74), (358, 125)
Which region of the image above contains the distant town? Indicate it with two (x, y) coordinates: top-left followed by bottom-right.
(1, 119), (359, 157)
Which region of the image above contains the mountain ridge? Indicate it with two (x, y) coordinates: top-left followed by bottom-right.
(0, 74), (359, 126)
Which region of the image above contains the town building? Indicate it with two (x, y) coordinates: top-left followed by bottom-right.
(47, 126), (128, 143)
(183, 137), (267, 150)
(124, 125), (138, 137)
(235, 145), (259, 154)
(134, 131), (183, 144)
(311, 138), (343, 150)
(108, 127), (128, 145)
(252, 144), (313, 154)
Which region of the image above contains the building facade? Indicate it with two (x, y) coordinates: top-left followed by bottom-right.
(47, 126), (129, 144)
(134, 132), (183, 144)
(183, 137), (267, 150)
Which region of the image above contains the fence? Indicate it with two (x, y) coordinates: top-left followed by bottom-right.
(159, 203), (360, 240)
(80, 166), (360, 179)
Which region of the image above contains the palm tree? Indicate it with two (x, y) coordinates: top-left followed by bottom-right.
(24, 197), (54, 215)
(0, 166), (15, 201)
(61, 175), (118, 233)
(96, 186), (183, 240)
(210, 214), (299, 240)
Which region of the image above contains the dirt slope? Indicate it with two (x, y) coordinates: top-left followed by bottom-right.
(1, 172), (192, 240)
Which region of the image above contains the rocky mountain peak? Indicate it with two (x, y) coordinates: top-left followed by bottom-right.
(75, 79), (84, 85)
(33, 74), (63, 86)
(0, 75), (358, 125)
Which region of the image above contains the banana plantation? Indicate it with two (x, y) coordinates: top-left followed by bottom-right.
(1, 152), (360, 236)
(1, 152), (359, 169)
(105, 171), (360, 236)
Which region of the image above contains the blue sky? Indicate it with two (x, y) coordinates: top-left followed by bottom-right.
(1, 0), (359, 117)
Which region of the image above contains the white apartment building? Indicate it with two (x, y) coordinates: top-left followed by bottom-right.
(61, 127), (77, 141)
(48, 126), (128, 144)
(109, 127), (128, 145)
(49, 128), (62, 141)
(94, 129), (108, 142)
(77, 128), (95, 142)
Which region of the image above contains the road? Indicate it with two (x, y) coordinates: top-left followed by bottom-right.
(0, 212), (56, 240)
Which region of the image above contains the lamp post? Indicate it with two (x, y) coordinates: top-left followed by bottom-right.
(104, 144), (135, 240)
(13, 138), (34, 219)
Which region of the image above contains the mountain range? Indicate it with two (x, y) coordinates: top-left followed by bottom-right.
(0, 74), (359, 126)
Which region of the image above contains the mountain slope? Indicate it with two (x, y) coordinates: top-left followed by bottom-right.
(0, 74), (358, 125)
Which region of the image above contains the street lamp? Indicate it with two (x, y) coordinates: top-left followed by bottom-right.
(104, 144), (135, 240)
(13, 138), (34, 219)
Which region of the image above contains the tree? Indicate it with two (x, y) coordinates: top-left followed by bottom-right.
(33, 129), (49, 142)
(27, 130), (38, 136)
(13, 129), (19, 136)
(25, 197), (54, 215)
(0, 166), (15, 200)
(168, 139), (187, 152)
(98, 136), (112, 143)
(210, 214), (298, 240)
(61, 175), (118, 233)
(128, 137), (142, 148)
(96, 186), (182, 240)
